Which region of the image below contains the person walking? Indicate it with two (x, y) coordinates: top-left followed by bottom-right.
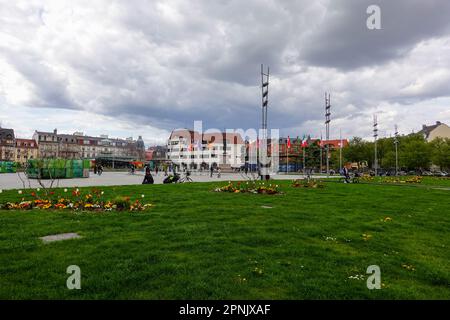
(217, 167), (221, 178)
(97, 164), (103, 176)
(155, 166), (159, 175)
(210, 166), (214, 178)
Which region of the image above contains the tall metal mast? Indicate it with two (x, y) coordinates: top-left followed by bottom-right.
(373, 115), (379, 176)
(325, 93), (331, 176)
(260, 64), (270, 180)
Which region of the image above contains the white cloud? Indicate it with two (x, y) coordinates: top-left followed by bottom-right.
(0, 0), (449, 143)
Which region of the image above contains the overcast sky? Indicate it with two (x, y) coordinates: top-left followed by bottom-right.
(1, 0), (450, 146)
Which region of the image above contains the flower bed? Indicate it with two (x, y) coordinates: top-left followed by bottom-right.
(0, 188), (153, 212)
(214, 181), (281, 195)
(381, 176), (423, 184)
(292, 179), (325, 188)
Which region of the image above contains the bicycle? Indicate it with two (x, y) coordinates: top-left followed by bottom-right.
(178, 171), (193, 183)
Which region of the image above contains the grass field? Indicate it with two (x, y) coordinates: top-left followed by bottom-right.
(0, 179), (449, 299)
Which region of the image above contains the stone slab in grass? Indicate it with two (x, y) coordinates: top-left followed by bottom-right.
(261, 205), (273, 209)
(40, 233), (82, 243)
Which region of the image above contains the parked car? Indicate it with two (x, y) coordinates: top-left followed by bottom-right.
(433, 171), (449, 177)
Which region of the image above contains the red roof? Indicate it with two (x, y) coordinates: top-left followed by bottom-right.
(320, 139), (349, 148)
(15, 139), (38, 149)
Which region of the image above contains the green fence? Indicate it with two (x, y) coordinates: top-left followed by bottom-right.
(26, 159), (91, 179)
(0, 161), (17, 173)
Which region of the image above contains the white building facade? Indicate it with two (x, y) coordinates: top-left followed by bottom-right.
(166, 129), (245, 169)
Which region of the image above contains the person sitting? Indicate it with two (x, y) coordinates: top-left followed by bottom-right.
(142, 172), (154, 184)
(142, 166), (154, 184)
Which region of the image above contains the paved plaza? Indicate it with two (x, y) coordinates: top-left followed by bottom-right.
(0, 171), (336, 190)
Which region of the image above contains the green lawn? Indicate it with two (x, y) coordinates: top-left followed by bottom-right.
(0, 180), (449, 299)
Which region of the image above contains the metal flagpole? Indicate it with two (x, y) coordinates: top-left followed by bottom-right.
(320, 131), (323, 174)
(286, 142), (288, 174)
(303, 147), (306, 175)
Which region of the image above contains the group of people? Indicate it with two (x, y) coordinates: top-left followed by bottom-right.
(340, 167), (361, 183)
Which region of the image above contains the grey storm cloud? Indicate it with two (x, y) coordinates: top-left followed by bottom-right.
(299, 0), (450, 70)
(0, 0), (450, 141)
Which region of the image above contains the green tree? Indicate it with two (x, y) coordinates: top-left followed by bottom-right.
(430, 137), (450, 170)
(342, 137), (373, 167)
(399, 134), (431, 171)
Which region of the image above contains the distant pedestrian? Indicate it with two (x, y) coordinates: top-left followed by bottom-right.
(155, 166), (159, 175)
(217, 168), (221, 178)
(142, 169), (154, 184)
(342, 166), (350, 183)
(210, 166), (214, 178)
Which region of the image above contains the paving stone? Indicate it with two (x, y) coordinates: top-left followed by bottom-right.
(40, 233), (82, 243)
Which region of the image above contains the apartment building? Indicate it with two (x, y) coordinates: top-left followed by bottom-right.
(0, 128), (15, 161)
(166, 129), (245, 169)
(14, 139), (38, 164)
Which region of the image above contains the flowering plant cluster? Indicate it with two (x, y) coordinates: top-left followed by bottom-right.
(380, 176), (423, 184)
(0, 188), (153, 212)
(214, 181), (281, 195)
(359, 175), (374, 182)
(292, 179), (325, 188)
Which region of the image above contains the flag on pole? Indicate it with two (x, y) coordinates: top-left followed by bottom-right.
(301, 135), (308, 147)
(287, 136), (291, 149)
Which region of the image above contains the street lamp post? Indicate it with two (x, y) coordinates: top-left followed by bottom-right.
(394, 124), (399, 176)
(339, 129), (343, 170)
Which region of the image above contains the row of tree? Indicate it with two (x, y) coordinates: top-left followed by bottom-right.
(285, 134), (449, 172)
(338, 134), (450, 171)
